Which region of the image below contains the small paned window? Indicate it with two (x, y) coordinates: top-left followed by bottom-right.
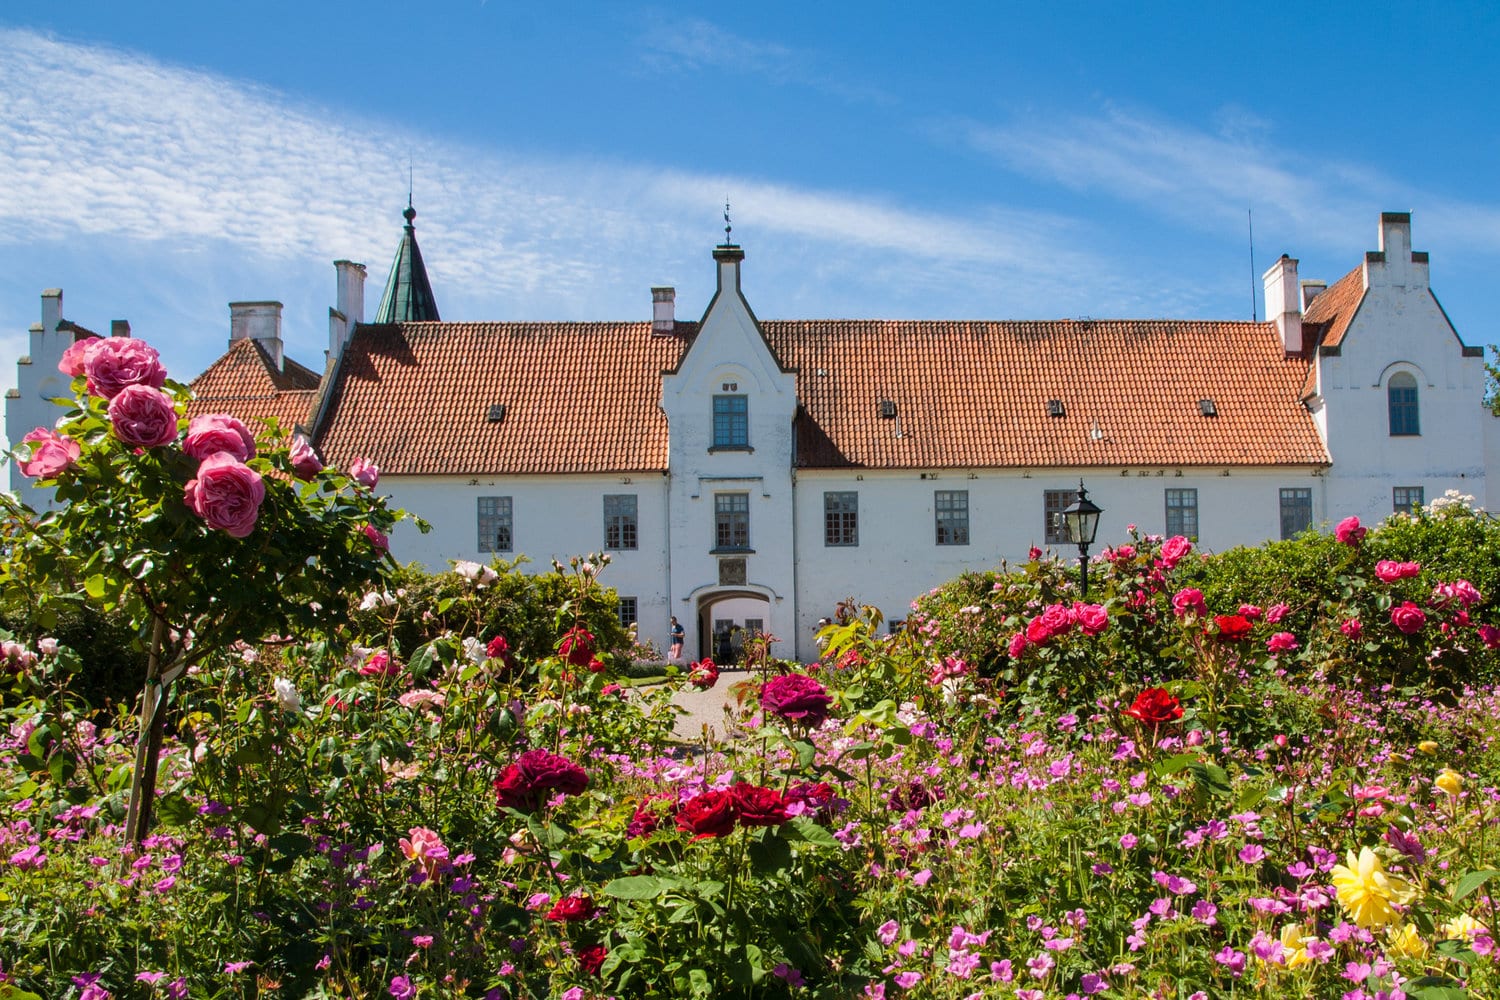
(604, 494), (638, 550)
(1279, 488), (1313, 540)
(1388, 372), (1420, 436)
(616, 596), (637, 630)
(1165, 488), (1199, 541)
(1393, 486), (1425, 514)
(712, 395), (749, 448)
(478, 496), (513, 552)
(1044, 488), (1079, 545)
(824, 491), (858, 546)
(714, 493), (750, 550)
(935, 490), (970, 546)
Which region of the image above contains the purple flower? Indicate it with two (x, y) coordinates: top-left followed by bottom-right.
(1215, 946), (1247, 976)
(1383, 824), (1428, 863)
(1080, 973), (1108, 995)
(1238, 844), (1267, 864)
(389, 976), (417, 1000)
(760, 673), (834, 727)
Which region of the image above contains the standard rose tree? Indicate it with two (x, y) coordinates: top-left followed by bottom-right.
(2, 334), (419, 845)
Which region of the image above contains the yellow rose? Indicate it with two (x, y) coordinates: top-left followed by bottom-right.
(1279, 923), (1315, 969)
(1387, 922), (1429, 958)
(1417, 740), (1439, 755)
(1331, 846), (1418, 928)
(1435, 768), (1463, 798)
(1444, 914), (1488, 940)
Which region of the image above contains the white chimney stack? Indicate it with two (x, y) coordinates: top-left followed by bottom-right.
(329, 260), (367, 358)
(40, 289), (62, 333)
(230, 301), (284, 371)
(1262, 254), (1302, 355)
(651, 286), (675, 335)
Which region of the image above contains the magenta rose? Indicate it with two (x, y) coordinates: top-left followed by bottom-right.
(1341, 618), (1363, 640)
(183, 413), (256, 462)
(1037, 603), (1074, 638)
(183, 452), (265, 538)
(348, 457), (380, 489)
(58, 338), (99, 378)
(1172, 587), (1207, 618)
(493, 749), (589, 812)
(1390, 602), (1426, 634)
(1375, 560), (1421, 583)
(1007, 631), (1030, 658)
(289, 435), (323, 479)
(1025, 616), (1052, 645)
(107, 385), (179, 449)
(1266, 632), (1299, 653)
(1159, 535), (1193, 568)
(1264, 603), (1289, 624)
(1074, 602), (1109, 636)
(84, 337), (167, 399)
(760, 673), (834, 727)
(17, 428), (80, 478)
(1335, 516), (1366, 546)
(362, 523), (389, 555)
(1479, 625), (1500, 650)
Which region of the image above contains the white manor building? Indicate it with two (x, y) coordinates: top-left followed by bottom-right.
(9, 211), (1499, 661)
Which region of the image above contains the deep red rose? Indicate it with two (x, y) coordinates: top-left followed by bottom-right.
(494, 749), (588, 812)
(731, 783), (790, 827)
(578, 944), (608, 976)
(1390, 602), (1426, 635)
(545, 895), (597, 922)
(559, 626), (595, 667)
(889, 779), (939, 812)
(688, 658), (720, 690)
(586, 656), (606, 673)
(1212, 614), (1254, 641)
(626, 794), (672, 839)
(760, 674), (834, 727)
(674, 790), (738, 840)
(1124, 687), (1183, 726)
(486, 634), (512, 660)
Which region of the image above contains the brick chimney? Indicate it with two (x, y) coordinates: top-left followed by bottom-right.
(651, 286), (675, 335)
(230, 301), (284, 370)
(1262, 254), (1302, 355)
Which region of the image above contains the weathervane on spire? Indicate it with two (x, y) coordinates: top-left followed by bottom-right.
(722, 198), (732, 246)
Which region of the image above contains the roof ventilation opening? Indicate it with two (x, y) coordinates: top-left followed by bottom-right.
(1198, 398), (1218, 417)
(1047, 398), (1066, 418)
(878, 399), (898, 419)
(487, 403), (507, 423)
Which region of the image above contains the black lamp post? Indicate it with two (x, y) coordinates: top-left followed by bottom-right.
(1062, 480), (1103, 598)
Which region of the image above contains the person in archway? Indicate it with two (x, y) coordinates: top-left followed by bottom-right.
(669, 616), (684, 661)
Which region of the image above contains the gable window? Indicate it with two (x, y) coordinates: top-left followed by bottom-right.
(616, 596), (638, 631)
(714, 492), (750, 550)
(603, 494), (638, 550)
(1279, 487), (1312, 540)
(712, 394), (749, 449)
(824, 491), (858, 546)
(478, 496), (513, 552)
(1393, 486), (1424, 514)
(1044, 488), (1079, 545)
(1388, 372), (1420, 436)
(1165, 488), (1199, 540)
(935, 490), (969, 546)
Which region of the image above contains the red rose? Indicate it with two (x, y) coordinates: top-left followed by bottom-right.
(1124, 687), (1183, 726)
(559, 626), (595, 667)
(494, 749), (589, 812)
(1025, 616), (1053, 644)
(760, 674), (834, 727)
(17, 428), (80, 479)
(545, 895), (597, 922)
(1212, 614), (1253, 641)
(578, 944), (608, 976)
(731, 783), (789, 828)
(1390, 602), (1426, 635)
(183, 413), (256, 462)
(626, 795), (672, 839)
(674, 790), (738, 840)
(108, 385), (178, 448)
(688, 658), (719, 689)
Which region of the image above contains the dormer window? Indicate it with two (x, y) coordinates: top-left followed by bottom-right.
(712, 394), (749, 449)
(1387, 372), (1419, 436)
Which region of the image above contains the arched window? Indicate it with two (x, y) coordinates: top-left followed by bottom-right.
(1388, 372), (1420, 436)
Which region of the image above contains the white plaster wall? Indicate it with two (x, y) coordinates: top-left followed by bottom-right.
(1487, 411), (1500, 513)
(378, 472), (671, 631)
(6, 294), (77, 511)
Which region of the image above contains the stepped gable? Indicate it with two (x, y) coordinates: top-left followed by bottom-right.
(187, 337), (321, 434)
(769, 318), (1328, 470)
(315, 321), (694, 474)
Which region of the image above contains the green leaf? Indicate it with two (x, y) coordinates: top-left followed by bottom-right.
(0, 983), (46, 1000)
(1155, 752), (1199, 776)
(1187, 761), (1234, 798)
(84, 573), (106, 598)
(1453, 868), (1500, 902)
(603, 875), (677, 899)
(747, 832), (793, 874)
(783, 816), (838, 848)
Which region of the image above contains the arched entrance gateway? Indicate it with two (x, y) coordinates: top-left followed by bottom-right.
(693, 588), (774, 667)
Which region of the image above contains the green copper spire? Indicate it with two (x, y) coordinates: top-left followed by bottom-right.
(374, 200), (441, 323)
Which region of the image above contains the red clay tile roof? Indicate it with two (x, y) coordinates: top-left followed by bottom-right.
(187, 337), (321, 436)
(1302, 265), (1365, 350)
(314, 318), (1327, 474)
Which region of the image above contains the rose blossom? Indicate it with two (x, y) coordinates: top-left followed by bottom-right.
(1264, 603), (1290, 624)
(289, 435), (323, 479)
(760, 673), (834, 727)
(1213, 614), (1254, 641)
(348, 457), (380, 489)
(687, 658), (719, 690)
(399, 826), (449, 879)
(1124, 687), (1183, 726)
(627, 795), (672, 839)
(83, 337), (167, 399)
(1479, 625), (1500, 650)
(1335, 516), (1366, 545)
(1340, 619), (1363, 640)
(1267, 632), (1299, 654)
(1390, 602), (1426, 634)
(272, 677), (301, 714)
(1375, 560), (1421, 583)
(493, 749), (588, 811)
(1172, 588), (1207, 618)
(732, 783), (790, 827)
(17, 428), (80, 478)
(362, 524), (389, 555)
(183, 452), (265, 538)
(545, 895), (598, 922)
(108, 385), (179, 449)
(675, 789), (738, 840)
(183, 413), (256, 462)
(559, 626), (595, 667)
(58, 338), (99, 377)
(1074, 603), (1109, 636)
(1008, 632), (1030, 658)
(1160, 535), (1193, 568)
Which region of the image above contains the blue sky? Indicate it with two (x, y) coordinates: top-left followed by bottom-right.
(2, 2), (1497, 408)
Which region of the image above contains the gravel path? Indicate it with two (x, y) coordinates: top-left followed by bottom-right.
(664, 669), (755, 742)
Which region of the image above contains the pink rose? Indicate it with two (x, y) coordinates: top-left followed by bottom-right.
(1172, 588), (1207, 618)
(1037, 603), (1074, 637)
(1431, 580), (1482, 609)
(1025, 616), (1052, 644)
(1028, 546), (1042, 561)
(1390, 602), (1426, 635)
(1340, 618), (1363, 640)
(58, 338), (99, 378)
(107, 385), (179, 449)
(1334, 516), (1366, 546)
(1160, 535), (1193, 568)
(17, 428), (80, 478)
(1264, 603), (1290, 624)
(1238, 604), (1263, 620)
(1478, 625), (1500, 650)
(359, 650), (398, 677)
(349, 458), (380, 489)
(1375, 560), (1421, 583)
(1074, 602), (1109, 636)
(83, 337), (167, 399)
(1008, 632), (1030, 658)
(362, 523), (389, 555)
(289, 435), (323, 479)
(184, 453), (265, 538)
(1266, 632), (1299, 653)
(184, 414), (255, 462)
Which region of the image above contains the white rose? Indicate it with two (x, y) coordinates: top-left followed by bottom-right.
(272, 677), (302, 714)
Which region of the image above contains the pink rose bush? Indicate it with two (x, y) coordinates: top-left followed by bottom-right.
(184, 453), (265, 538)
(184, 414), (256, 462)
(16, 428), (80, 479)
(107, 386), (179, 449)
(82, 337), (167, 399)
